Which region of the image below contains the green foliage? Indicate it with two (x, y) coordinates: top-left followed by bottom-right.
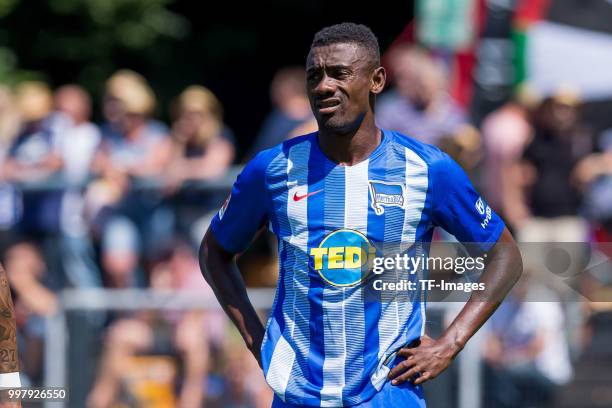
(0, 0), (18, 18)
(0, 0), (189, 102)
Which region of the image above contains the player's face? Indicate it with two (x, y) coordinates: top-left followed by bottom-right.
(306, 43), (379, 134)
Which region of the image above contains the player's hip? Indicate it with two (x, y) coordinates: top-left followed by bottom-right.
(271, 378), (425, 408)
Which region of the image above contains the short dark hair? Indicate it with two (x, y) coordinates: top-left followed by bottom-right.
(311, 22), (380, 68)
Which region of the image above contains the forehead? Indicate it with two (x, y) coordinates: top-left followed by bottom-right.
(306, 43), (368, 70)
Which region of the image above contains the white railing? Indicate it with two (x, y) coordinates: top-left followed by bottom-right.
(43, 289), (482, 408)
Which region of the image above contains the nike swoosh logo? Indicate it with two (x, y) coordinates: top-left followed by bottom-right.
(293, 189), (323, 201)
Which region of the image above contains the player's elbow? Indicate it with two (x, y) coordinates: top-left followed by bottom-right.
(199, 229), (215, 284)
(493, 228), (523, 285)
(198, 228), (234, 286)
(507, 240), (523, 284)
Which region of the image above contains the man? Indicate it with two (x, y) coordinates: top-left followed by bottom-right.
(200, 23), (522, 407)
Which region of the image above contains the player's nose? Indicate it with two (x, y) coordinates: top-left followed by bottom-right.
(312, 74), (336, 96)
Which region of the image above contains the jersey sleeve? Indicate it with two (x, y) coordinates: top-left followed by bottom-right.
(209, 151), (270, 254)
(431, 152), (505, 252)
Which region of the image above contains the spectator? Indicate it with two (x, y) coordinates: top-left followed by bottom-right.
(53, 85), (103, 289)
(5, 243), (58, 386)
(87, 242), (227, 408)
(220, 337), (273, 408)
(99, 69), (168, 142)
(167, 85), (235, 182)
(3, 82), (63, 187)
(248, 66), (316, 157)
(166, 85), (236, 248)
(93, 70), (170, 179)
(507, 88), (594, 358)
(0, 86), (21, 251)
(574, 124), (612, 234)
(1, 81), (64, 283)
(87, 70), (172, 288)
(483, 274), (573, 408)
(376, 46), (469, 147)
(509, 88), (593, 240)
(0, 82), (66, 386)
(54, 85), (101, 187)
(0, 86), (20, 155)
(480, 84), (537, 225)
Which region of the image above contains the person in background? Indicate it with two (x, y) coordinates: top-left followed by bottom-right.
(248, 66), (316, 157)
(510, 88), (593, 239)
(5, 242), (57, 387)
(99, 70), (168, 143)
(376, 45), (469, 148)
(167, 85), (234, 182)
(87, 71), (172, 288)
(508, 88), (594, 359)
(0, 87), (20, 158)
(0, 82), (62, 387)
(2, 81), (63, 211)
(219, 336), (273, 408)
(480, 84), (537, 227)
(52, 85), (103, 289)
(0, 87), (22, 254)
(483, 273), (572, 408)
(166, 85), (235, 248)
(87, 241), (227, 408)
(574, 122), (612, 235)
(54, 85), (101, 188)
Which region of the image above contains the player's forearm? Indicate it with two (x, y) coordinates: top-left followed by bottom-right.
(0, 264), (18, 374)
(199, 231), (265, 358)
(0, 263), (21, 408)
(439, 228), (522, 356)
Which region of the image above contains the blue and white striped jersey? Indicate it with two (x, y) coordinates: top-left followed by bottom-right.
(210, 129), (504, 407)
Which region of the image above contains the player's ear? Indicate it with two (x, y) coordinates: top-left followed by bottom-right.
(371, 66), (386, 95)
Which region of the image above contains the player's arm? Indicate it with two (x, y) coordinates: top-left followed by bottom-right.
(389, 228), (521, 385)
(198, 151), (270, 367)
(199, 229), (265, 365)
(0, 263), (21, 407)
(389, 152), (522, 386)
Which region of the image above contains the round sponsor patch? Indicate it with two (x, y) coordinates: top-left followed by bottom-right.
(310, 229), (375, 286)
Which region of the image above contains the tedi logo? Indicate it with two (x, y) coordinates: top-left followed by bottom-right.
(309, 229), (376, 286)
(475, 197), (492, 229)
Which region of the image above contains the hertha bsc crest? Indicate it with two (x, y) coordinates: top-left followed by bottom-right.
(368, 181), (405, 215)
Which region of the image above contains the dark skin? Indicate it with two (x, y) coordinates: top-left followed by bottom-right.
(388, 228), (522, 386)
(0, 264), (21, 408)
(200, 41), (523, 386)
(306, 43), (386, 165)
(200, 230), (265, 366)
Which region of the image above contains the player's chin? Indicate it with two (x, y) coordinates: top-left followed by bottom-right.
(317, 114), (351, 133)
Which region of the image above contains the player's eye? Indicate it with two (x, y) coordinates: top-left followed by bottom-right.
(307, 72), (321, 82)
(333, 69), (350, 80)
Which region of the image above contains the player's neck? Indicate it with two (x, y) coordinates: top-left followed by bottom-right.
(317, 115), (381, 166)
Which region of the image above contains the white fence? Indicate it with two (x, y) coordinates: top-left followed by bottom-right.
(43, 289), (482, 408)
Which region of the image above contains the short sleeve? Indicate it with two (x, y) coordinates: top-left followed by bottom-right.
(431, 152), (505, 252)
(209, 151), (270, 253)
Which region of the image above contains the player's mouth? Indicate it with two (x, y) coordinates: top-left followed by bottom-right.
(316, 98), (341, 115)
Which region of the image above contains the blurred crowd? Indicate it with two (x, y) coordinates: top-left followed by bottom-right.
(0, 42), (611, 407)
(379, 44), (612, 408)
(0, 71), (269, 407)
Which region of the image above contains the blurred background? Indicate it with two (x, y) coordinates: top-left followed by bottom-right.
(1, 0), (612, 407)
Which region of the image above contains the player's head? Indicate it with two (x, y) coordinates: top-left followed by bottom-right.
(307, 22), (386, 135)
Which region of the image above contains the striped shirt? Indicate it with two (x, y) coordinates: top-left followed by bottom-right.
(211, 129), (504, 407)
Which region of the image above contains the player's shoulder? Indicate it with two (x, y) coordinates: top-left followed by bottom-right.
(246, 132), (316, 175)
(254, 132), (315, 162)
(384, 129), (450, 167)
